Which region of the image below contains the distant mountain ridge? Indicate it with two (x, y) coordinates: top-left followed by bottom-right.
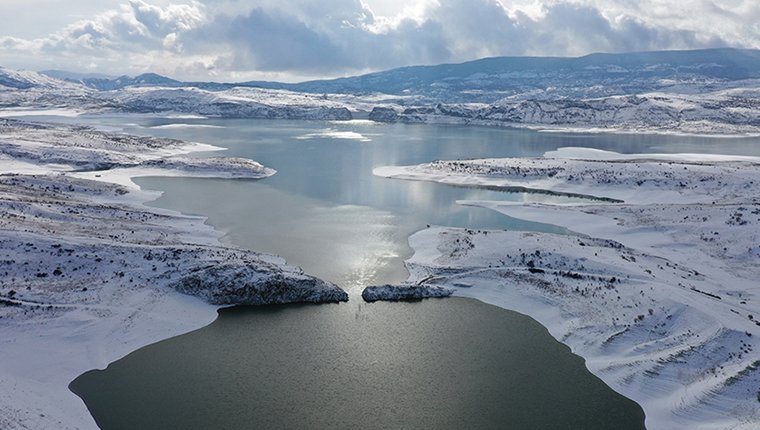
(4, 48), (760, 135)
(47, 72), (183, 91)
(28, 48), (760, 102)
(40, 70), (115, 81)
(258, 48), (760, 97)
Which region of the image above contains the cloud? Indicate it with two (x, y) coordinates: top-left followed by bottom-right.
(37, 0), (206, 53)
(0, 0), (755, 81)
(193, 0), (727, 77)
(207, 3), (450, 73)
(516, 3), (725, 56)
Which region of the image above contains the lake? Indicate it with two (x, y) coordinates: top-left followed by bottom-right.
(71, 299), (645, 429)
(59, 116), (760, 429)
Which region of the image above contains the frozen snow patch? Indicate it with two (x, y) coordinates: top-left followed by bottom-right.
(546, 147), (760, 163)
(0, 108), (84, 118)
(296, 129), (371, 142)
(149, 123), (225, 130)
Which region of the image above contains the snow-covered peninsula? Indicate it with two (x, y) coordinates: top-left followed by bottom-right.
(0, 119), (347, 429)
(373, 148), (760, 429)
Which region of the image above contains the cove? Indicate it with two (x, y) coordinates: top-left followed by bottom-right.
(71, 299), (646, 429)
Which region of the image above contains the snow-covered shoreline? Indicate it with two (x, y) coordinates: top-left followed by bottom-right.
(373, 149), (760, 429)
(0, 119), (346, 429)
(7, 61), (760, 136)
(368, 103), (760, 138)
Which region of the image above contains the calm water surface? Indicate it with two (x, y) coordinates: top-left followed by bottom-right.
(44, 115), (760, 429)
(71, 299), (646, 430)
(27, 115), (760, 290)
(97, 117), (760, 290)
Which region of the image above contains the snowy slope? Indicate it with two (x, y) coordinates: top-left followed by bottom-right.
(374, 150), (760, 429)
(249, 48), (760, 102)
(0, 120), (346, 430)
(47, 48), (760, 102)
(0, 67), (93, 113)
(369, 84), (760, 135)
(5, 48), (760, 134)
(101, 86), (353, 119)
(0, 67), (82, 90)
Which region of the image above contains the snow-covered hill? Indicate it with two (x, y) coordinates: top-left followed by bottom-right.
(369, 85), (760, 135)
(0, 67), (94, 113)
(0, 119), (347, 429)
(102, 86), (353, 119)
(4, 48), (760, 133)
(0, 66), (81, 90)
(373, 149), (760, 429)
(251, 48), (760, 102)
(37, 48), (760, 102)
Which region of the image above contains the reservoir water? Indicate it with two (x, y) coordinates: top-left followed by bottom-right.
(59, 116), (760, 291)
(54, 115), (760, 429)
(72, 299), (644, 429)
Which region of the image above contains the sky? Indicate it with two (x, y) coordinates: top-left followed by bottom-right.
(1, 0), (758, 82)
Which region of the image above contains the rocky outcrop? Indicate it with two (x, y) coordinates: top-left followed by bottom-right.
(361, 284), (453, 302)
(368, 107), (399, 123)
(171, 260), (348, 305)
(141, 156), (276, 178)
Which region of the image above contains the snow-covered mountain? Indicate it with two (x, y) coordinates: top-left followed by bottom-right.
(4, 48), (760, 134)
(0, 68), (352, 120)
(75, 73), (183, 91)
(39, 48), (760, 102)
(0, 66), (83, 90)
(252, 48), (760, 103)
(39, 70), (115, 82)
(0, 67), (95, 112)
